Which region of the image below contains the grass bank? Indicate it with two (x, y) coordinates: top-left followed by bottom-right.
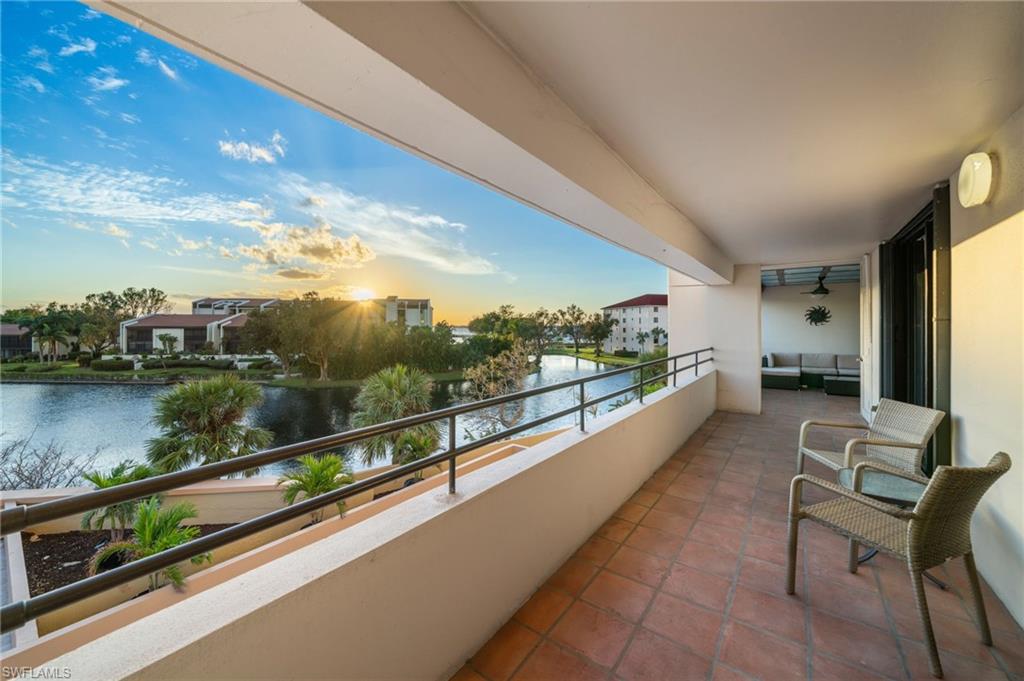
(544, 347), (640, 367)
(266, 369), (465, 389)
(0, 361), (272, 384)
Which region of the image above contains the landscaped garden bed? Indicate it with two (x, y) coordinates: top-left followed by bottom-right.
(21, 526), (233, 597)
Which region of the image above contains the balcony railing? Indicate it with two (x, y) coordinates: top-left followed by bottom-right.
(0, 347), (712, 634)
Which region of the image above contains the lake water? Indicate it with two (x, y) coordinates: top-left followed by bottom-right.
(0, 355), (638, 479)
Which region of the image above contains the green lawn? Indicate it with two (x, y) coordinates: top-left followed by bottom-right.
(545, 346), (640, 367)
(0, 362), (272, 382)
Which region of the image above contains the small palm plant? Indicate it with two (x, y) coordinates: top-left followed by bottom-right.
(81, 460), (156, 541)
(393, 431), (440, 480)
(88, 497), (211, 592)
(278, 454), (355, 524)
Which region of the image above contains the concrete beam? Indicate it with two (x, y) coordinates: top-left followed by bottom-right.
(93, 1), (732, 283)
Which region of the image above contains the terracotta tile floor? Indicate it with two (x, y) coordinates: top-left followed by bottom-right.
(453, 390), (1024, 681)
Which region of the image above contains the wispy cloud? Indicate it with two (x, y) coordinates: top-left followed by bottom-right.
(58, 37), (97, 57)
(120, 113), (140, 124)
(135, 48), (155, 65)
(80, 9), (102, 21)
(87, 66), (128, 92)
(27, 46), (54, 74)
(278, 173), (499, 276)
(157, 59), (178, 81)
(15, 76), (46, 94)
(276, 268), (327, 280)
(235, 219), (374, 270)
(175, 233), (212, 251)
(1, 152), (265, 228)
(218, 130), (286, 164)
(103, 223), (131, 248)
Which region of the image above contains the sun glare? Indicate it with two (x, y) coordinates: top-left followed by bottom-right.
(352, 287), (377, 301)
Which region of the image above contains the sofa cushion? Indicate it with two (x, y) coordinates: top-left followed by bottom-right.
(802, 367), (839, 376)
(837, 354), (860, 371)
(801, 353), (837, 370)
(770, 352), (801, 368)
(838, 368), (860, 377)
(762, 366), (800, 377)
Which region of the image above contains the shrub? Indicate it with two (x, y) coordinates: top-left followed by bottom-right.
(103, 346), (122, 355)
(613, 349), (639, 358)
(26, 363), (60, 373)
(77, 353), (94, 367)
(91, 359), (134, 371)
(200, 342), (217, 354)
(5, 365), (27, 373)
(140, 359), (235, 370)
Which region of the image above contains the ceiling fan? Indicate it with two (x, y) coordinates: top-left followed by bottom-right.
(801, 274), (830, 298)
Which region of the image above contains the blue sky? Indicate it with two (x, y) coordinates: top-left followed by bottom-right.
(0, 1), (664, 324)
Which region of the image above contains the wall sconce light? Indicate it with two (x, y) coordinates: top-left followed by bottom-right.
(958, 152), (994, 208)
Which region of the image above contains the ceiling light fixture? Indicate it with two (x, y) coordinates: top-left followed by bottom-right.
(958, 152), (994, 208)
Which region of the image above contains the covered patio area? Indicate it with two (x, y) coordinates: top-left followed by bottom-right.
(456, 390), (1023, 681)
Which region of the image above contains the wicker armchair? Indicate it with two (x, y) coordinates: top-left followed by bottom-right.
(786, 452), (1012, 678)
(797, 398), (945, 475)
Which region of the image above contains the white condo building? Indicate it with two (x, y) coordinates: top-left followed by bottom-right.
(602, 294), (669, 354)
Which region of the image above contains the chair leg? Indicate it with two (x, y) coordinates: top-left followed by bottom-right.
(963, 552), (993, 646)
(910, 567), (943, 678)
(786, 515), (800, 594)
(848, 539), (859, 574)
(796, 449), (804, 475)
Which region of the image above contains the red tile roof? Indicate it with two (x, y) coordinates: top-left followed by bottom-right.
(128, 315), (215, 329)
(219, 314), (250, 328)
(602, 294), (668, 309)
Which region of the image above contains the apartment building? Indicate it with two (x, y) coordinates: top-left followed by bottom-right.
(602, 293), (668, 353)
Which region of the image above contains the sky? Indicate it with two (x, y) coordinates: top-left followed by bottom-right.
(0, 1), (665, 325)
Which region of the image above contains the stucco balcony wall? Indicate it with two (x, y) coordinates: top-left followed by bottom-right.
(40, 371), (717, 681)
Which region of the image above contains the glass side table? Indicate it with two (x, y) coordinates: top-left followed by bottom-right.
(837, 467), (947, 589)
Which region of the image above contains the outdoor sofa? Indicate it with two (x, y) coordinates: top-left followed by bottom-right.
(761, 352), (860, 391)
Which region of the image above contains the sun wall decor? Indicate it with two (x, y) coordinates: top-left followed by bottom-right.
(805, 305), (832, 326)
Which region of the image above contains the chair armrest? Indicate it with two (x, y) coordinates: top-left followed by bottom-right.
(852, 460), (929, 492)
(843, 438), (923, 468)
(789, 474), (916, 519)
(799, 420), (868, 448)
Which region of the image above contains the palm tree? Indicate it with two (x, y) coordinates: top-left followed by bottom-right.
(146, 375), (273, 474)
(650, 326), (667, 346)
(278, 454), (354, 524)
(393, 431), (440, 479)
(88, 497), (211, 592)
(81, 460), (156, 541)
(351, 365), (439, 468)
(635, 330), (651, 354)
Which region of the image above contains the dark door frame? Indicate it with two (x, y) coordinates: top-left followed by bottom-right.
(879, 183), (951, 472)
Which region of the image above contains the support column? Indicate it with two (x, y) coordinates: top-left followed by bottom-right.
(668, 265), (762, 414)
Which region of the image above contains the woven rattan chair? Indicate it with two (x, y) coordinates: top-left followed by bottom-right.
(786, 452), (1012, 678)
(797, 398), (945, 475)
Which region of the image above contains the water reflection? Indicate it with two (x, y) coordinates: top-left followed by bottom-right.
(0, 355), (637, 478)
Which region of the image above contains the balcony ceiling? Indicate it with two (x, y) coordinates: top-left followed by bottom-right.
(464, 2), (1024, 264)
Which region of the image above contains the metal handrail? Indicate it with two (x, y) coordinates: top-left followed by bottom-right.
(0, 347), (712, 633)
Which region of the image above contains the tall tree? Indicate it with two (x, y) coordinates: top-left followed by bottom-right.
(584, 314), (618, 357)
(298, 293), (356, 381)
(650, 326), (667, 346)
(146, 375), (273, 474)
(351, 365), (439, 467)
(557, 305), (588, 354)
(635, 330), (651, 354)
(119, 287), (172, 319)
(240, 301), (306, 375)
(516, 308), (558, 364)
(464, 341), (533, 436)
(467, 304), (517, 336)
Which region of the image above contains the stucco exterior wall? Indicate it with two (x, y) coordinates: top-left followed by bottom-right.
(761, 282), (860, 356)
(947, 103), (1024, 627)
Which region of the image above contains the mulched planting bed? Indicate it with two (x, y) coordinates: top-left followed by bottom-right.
(21, 525), (233, 597)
